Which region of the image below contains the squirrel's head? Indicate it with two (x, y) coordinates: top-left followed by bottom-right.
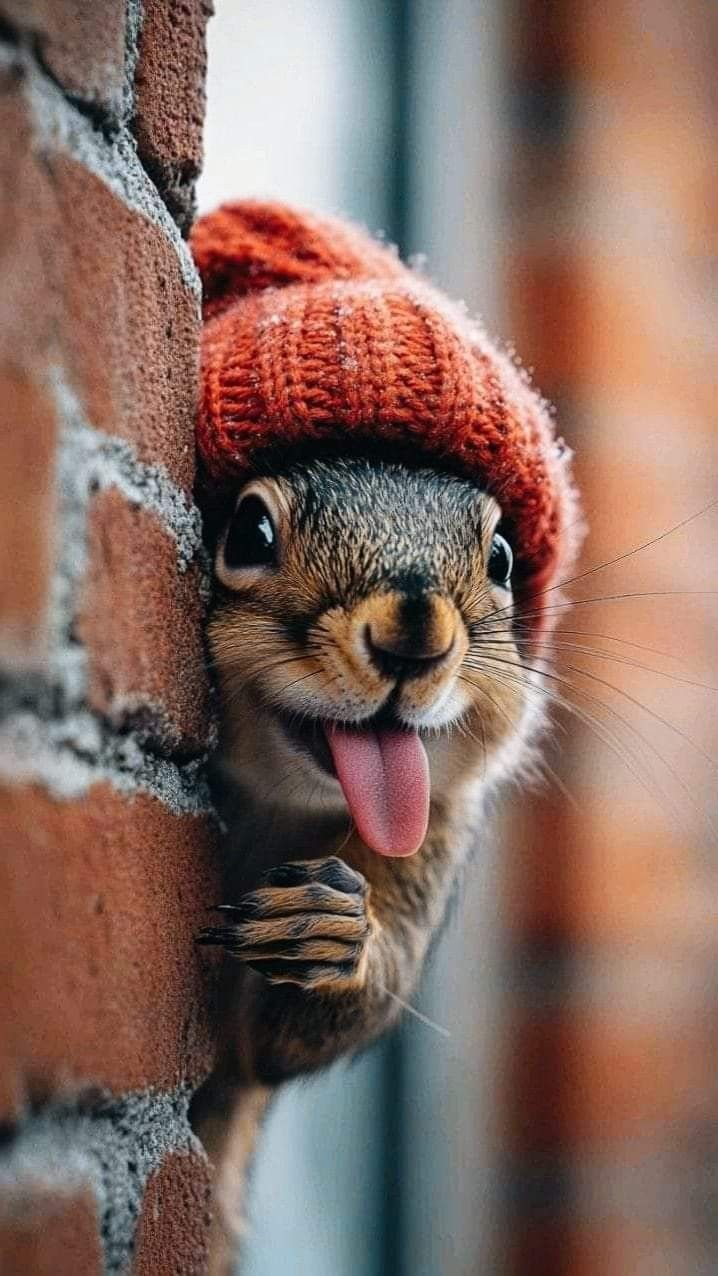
(209, 455), (536, 857)
(193, 201), (581, 856)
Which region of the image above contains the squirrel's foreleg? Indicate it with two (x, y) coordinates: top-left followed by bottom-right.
(198, 854), (415, 1083)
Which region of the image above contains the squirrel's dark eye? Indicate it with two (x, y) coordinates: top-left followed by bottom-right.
(488, 532), (513, 586)
(224, 495), (277, 569)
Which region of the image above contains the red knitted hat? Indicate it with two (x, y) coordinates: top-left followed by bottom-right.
(191, 201), (582, 618)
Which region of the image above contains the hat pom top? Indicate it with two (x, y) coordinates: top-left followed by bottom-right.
(190, 201), (406, 322)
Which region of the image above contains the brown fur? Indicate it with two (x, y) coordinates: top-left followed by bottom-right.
(192, 456), (538, 1271)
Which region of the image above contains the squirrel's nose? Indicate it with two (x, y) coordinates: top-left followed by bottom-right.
(364, 593), (457, 681)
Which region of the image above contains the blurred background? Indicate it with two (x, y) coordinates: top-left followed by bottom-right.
(198, 3), (717, 1273)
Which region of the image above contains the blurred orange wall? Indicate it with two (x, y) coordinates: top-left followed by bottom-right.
(501, 3), (717, 1272)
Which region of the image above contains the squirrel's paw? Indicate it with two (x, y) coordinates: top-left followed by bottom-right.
(196, 856), (370, 990)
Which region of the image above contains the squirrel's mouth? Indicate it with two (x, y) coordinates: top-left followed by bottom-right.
(275, 701), (411, 772)
(273, 705), (431, 857)
(275, 709), (337, 775)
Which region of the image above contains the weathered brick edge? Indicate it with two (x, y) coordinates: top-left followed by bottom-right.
(0, 1091), (209, 1274)
(0, 3), (218, 1273)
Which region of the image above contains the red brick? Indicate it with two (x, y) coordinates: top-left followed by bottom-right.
(132, 1149), (212, 1276)
(133, 0), (213, 232)
(505, 251), (590, 395)
(0, 75), (200, 493)
(575, 253), (714, 427)
(0, 368), (57, 669)
(0, 1187), (102, 1276)
(0, 1), (127, 118)
(0, 77), (62, 364)
(571, 0), (712, 109)
(0, 83), (63, 671)
(505, 1011), (714, 1152)
(502, 7), (717, 1271)
(52, 156), (200, 493)
(0, 782), (220, 1117)
(506, 1221), (706, 1276)
(78, 490), (212, 755)
(503, 796), (716, 952)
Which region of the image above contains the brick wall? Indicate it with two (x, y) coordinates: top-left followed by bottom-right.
(0, 3), (219, 1272)
(501, 3), (717, 1272)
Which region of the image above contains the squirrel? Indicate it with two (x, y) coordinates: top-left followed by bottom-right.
(187, 202), (582, 1272)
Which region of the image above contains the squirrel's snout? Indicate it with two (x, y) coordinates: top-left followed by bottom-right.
(303, 588), (469, 726)
(360, 592), (461, 682)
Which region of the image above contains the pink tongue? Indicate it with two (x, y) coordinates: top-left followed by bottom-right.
(325, 724), (430, 857)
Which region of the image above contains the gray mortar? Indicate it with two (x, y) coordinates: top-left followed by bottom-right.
(46, 368), (207, 711)
(0, 91), (217, 794)
(53, 371), (204, 577)
(123, 0), (144, 121)
(0, 710), (214, 816)
(0, 365), (218, 781)
(0, 1085), (205, 1274)
(1, 44), (200, 298)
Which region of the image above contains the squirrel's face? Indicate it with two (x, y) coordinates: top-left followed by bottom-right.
(210, 457), (532, 850)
